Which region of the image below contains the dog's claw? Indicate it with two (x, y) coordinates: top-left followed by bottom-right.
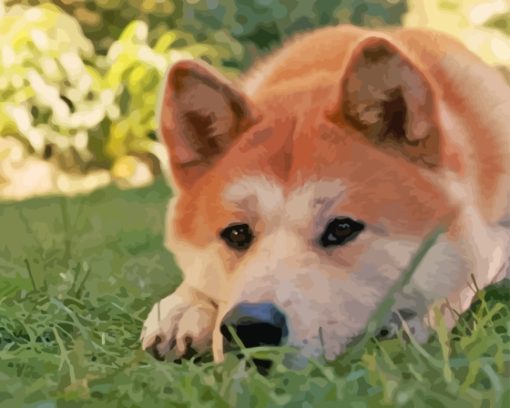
(141, 288), (217, 362)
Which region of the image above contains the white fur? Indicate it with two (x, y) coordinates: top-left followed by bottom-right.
(217, 177), (425, 359)
(145, 175), (510, 361)
(222, 176), (285, 221)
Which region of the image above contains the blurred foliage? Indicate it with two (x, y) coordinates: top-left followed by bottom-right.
(99, 20), (230, 171)
(0, 3), (104, 170)
(404, 0), (510, 66)
(1, 0), (509, 182)
(0, 0), (407, 176)
(6, 0), (407, 68)
(0, 2), (229, 173)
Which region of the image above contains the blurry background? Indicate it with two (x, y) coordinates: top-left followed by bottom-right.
(0, 0), (509, 200)
(1, 3), (510, 405)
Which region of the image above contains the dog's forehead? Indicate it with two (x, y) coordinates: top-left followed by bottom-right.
(222, 176), (344, 224)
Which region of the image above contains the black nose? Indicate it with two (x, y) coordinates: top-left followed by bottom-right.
(220, 302), (288, 349)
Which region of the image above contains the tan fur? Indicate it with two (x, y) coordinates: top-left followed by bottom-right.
(141, 25), (510, 362)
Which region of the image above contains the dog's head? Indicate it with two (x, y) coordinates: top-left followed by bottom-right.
(157, 32), (465, 361)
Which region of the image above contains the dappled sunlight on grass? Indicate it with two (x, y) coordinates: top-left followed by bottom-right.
(0, 180), (508, 406)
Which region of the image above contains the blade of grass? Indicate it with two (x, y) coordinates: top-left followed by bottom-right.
(399, 315), (442, 368)
(50, 297), (95, 349)
(23, 258), (37, 292)
(70, 263), (82, 295)
(433, 306), (454, 384)
(52, 326), (76, 384)
(74, 262), (92, 298)
(349, 225), (445, 355)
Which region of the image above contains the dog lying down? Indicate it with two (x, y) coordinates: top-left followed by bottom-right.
(140, 24), (510, 365)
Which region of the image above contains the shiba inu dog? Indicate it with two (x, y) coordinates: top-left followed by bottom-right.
(140, 25), (510, 363)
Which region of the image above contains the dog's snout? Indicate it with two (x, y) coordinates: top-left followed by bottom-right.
(220, 302), (288, 348)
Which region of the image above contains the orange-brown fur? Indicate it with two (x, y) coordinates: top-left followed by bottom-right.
(171, 26), (510, 241)
(142, 25), (510, 362)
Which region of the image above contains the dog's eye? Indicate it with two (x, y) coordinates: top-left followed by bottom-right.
(320, 217), (364, 248)
(220, 224), (254, 251)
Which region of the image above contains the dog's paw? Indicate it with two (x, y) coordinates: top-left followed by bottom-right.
(140, 289), (217, 361)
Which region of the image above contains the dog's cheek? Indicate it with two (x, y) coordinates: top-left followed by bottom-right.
(271, 266), (375, 357)
(407, 237), (469, 301)
(166, 232), (229, 303)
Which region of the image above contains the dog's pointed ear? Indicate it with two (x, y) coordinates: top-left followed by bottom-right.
(159, 60), (259, 187)
(330, 36), (441, 167)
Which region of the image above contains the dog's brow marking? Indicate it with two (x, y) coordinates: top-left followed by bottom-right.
(288, 179), (344, 207)
(286, 180), (345, 224)
(223, 177), (346, 227)
(222, 176), (284, 218)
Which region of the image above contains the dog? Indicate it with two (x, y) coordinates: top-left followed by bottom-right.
(140, 25), (510, 363)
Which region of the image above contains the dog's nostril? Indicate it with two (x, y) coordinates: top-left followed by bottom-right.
(220, 302), (288, 348)
(222, 322), (284, 348)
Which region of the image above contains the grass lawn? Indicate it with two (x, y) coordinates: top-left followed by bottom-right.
(0, 178), (508, 407)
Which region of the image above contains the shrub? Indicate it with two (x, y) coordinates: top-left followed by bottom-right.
(6, 0), (407, 69)
(0, 3), (109, 171)
(102, 20), (232, 171)
(0, 3), (232, 174)
(0, 0), (413, 179)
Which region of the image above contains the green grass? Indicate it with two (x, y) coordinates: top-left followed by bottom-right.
(0, 178), (509, 407)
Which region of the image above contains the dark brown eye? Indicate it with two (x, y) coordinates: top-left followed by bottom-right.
(320, 217), (364, 248)
(220, 224), (254, 251)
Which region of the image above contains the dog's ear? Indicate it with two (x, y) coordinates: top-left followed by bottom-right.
(159, 60), (258, 187)
(330, 36), (441, 167)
